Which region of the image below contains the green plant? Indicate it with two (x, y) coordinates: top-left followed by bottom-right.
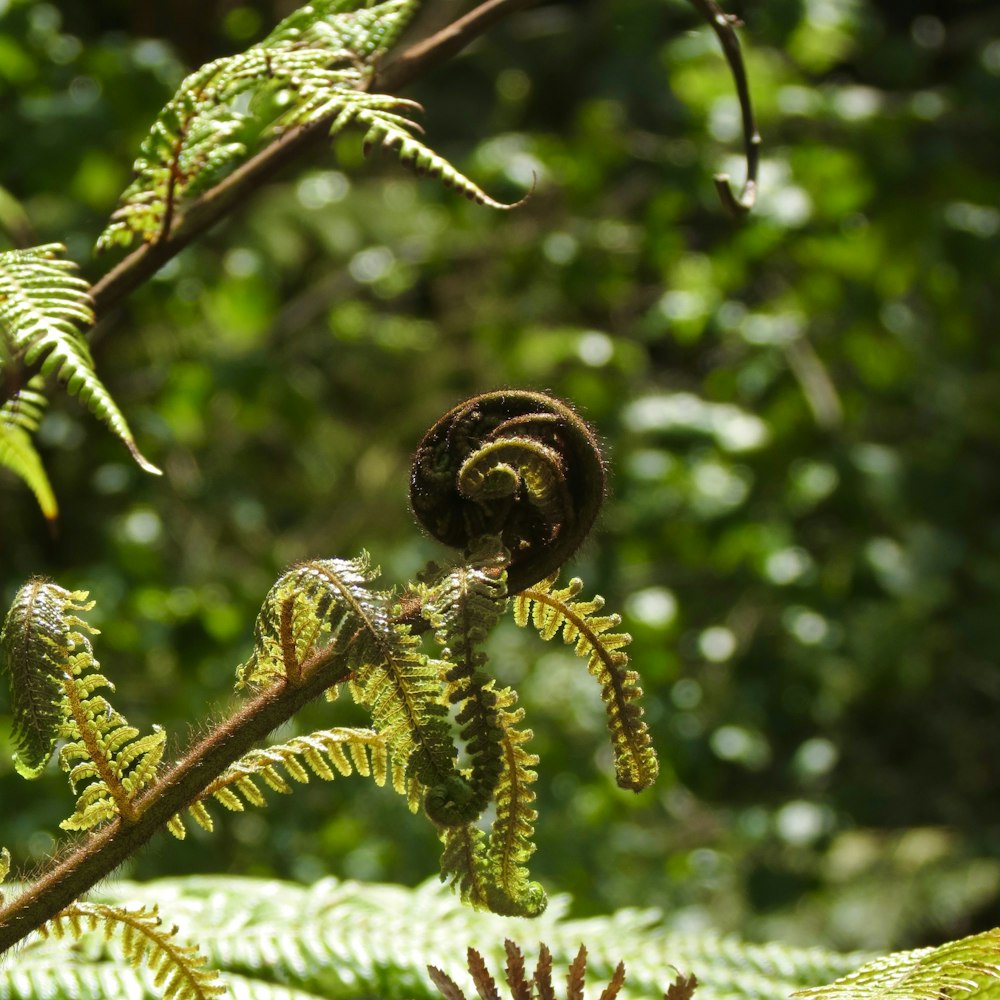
(2, 2), (997, 1000)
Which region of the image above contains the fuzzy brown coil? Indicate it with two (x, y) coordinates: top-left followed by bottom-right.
(410, 391), (606, 594)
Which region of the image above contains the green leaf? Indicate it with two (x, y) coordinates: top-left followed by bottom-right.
(0, 244), (161, 475)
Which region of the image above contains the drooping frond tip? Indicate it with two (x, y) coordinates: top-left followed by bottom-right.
(514, 576), (659, 792)
(0, 244), (161, 489)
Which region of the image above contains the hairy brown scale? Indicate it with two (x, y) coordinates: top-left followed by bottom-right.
(409, 391), (606, 595)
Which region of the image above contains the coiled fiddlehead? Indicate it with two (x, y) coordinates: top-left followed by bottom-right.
(409, 391), (606, 595)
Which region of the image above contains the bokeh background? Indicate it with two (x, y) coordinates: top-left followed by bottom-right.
(1, 0), (999, 954)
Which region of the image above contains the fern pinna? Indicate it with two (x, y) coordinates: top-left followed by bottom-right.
(0, 390), (659, 970)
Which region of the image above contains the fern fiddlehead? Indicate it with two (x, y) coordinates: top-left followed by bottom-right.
(409, 390), (606, 596)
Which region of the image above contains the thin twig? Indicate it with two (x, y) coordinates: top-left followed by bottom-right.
(686, 0), (760, 216)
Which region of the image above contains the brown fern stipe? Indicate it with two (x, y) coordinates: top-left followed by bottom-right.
(410, 391), (606, 595)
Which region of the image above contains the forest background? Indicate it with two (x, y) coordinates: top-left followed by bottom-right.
(1, 0), (998, 958)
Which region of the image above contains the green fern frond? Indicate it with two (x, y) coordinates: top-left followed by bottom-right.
(98, 0), (513, 252)
(421, 542), (510, 817)
(0, 244), (160, 475)
(55, 662), (167, 831)
(794, 929), (1000, 1000)
(437, 684), (545, 918)
(0, 578), (97, 778)
(83, 875), (872, 1000)
(248, 554), (469, 823)
(40, 902), (227, 1000)
(168, 727), (417, 838)
(514, 577), (659, 792)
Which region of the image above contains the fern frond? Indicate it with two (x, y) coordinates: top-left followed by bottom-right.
(514, 577), (659, 792)
(0, 244), (160, 475)
(421, 542), (510, 818)
(55, 664), (167, 830)
(0, 376), (57, 519)
(170, 726), (416, 837)
(40, 902), (227, 1000)
(437, 684), (545, 918)
(0, 578), (97, 778)
(98, 0), (514, 252)
(482, 686), (545, 917)
(248, 554), (469, 822)
(794, 929), (1000, 1000)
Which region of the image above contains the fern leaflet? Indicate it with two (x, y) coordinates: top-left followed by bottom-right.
(168, 726), (418, 838)
(0, 243), (160, 477)
(514, 577), (659, 792)
(39, 902), (226, 1000)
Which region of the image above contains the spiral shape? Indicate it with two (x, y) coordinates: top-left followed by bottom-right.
(410, 391), (606, 594)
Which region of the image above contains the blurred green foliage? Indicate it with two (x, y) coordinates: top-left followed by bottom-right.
(1, 0), (999, 956)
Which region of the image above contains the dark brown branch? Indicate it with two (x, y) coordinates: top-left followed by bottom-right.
(89, 0), (540, 321)
(0, 648), (352, 955)
(686, 0), (760, 216)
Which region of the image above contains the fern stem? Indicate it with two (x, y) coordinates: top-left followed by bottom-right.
(0, 647), (353, 955)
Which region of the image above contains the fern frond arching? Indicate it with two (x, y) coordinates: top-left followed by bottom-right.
(0, 244), (160, 475)
(97, 0), (515, 252)
(794, 928), (1000, 1000)
(39, 902), (226, 1000)
(514, 577), (659, 792)
(0, 376), (57, 520)
(0, 578), (97, 778)
(168, 727), (417, 838)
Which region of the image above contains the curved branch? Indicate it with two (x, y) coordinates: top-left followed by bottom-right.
(686, 0), (760, 216)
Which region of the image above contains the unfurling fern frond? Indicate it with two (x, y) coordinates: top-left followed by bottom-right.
(794, 928), (1000, 1000)
(0, 376), (57, 520)
(168, 726), (418, 839)
(238, 553), (380, 689)
(39, 902), (226, 1000)
(439, 683), (545, 918)
(420, 541), (511, 817)
(98, 0), (512, 252)
(0, 578), (166, 826)
(0, 578), (97, 778)
(239, 553), (474, 826)
(0, 244), (160, 477)
(514, 577), (658, 792)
